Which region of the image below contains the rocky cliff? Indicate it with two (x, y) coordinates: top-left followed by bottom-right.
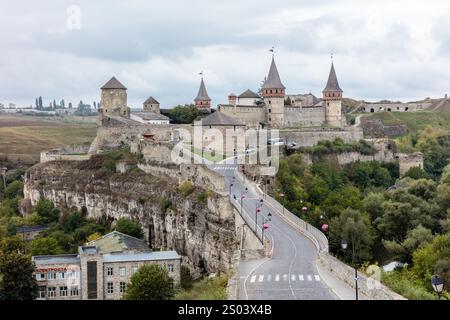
(23, 159), (237, 277)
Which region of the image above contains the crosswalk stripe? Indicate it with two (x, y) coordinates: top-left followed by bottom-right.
(299, 274), (304, 281)
(291, 274), (296, 281)
(250, 275), (256, 283)
(283, 274), (288, 281)
(307, 275), (312, 281)
(267, 274), (272, 282)
(314, 275), (320, 281)
(258, 275), (264, 282)
(275, 274), (280, 282)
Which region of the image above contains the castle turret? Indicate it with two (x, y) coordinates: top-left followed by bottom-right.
(194, 77), (211, 113)
(262, 55), (285, 128)
(228, 93), (237, 106)
(143, 96), (160, 114)
(99, 77), (130, 123)
(322, 61), (343, 127)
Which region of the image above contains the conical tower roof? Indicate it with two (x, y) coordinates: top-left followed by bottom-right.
(195, 77), (211, 101)
(322, 62), (342, 93)
(101, 77), (127, 90)
(262, 56), (285, 90)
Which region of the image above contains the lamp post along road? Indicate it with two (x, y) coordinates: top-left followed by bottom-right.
(431, 275), (444, 299)
(341, 240), (358, 300)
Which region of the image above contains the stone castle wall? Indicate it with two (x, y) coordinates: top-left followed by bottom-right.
(360, 102), (432, 113)
(284, 106), (325, 127)
(280, 129), (364, 147)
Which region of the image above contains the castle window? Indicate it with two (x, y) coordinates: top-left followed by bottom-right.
(268, 109), (271, 113)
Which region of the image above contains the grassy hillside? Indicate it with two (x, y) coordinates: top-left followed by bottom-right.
(0, 115), (97, 163)
(363, 109), (450, 136)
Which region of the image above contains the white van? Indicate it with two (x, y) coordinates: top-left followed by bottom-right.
(267, 138), (285, 146)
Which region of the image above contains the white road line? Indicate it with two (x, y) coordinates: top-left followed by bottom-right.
(267, 275), (272, 282)
(250, 275), (256, 283)
(307, 275), (312, 281)
(291, 274), (296, 281)
(299, 274), (304, 281)
(258, 275), (264, 282)
(314, 275), (320, 281)
(275, 274), (280, 282)
(283, 274), (288, 281)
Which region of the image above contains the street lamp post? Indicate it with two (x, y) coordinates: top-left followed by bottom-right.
(341, 240), (359, 300)
(229, 183), (234, 195)
(240, 187), (248, 211)
(255, 199), (263, 230)
(431, 275), (444, 300)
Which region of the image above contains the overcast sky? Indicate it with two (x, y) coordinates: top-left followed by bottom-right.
(1, 0), (450, 109)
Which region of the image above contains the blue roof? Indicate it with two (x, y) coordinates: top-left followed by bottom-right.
(102, 251), (180, 263)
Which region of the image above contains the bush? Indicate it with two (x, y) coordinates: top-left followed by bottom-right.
(29, 237), (64, 256)
(115, 218), (144, 239)
(179, 181), (194, 197)
(160, 197), (172, 213)
(125, 264), (175, 300)
(4, 181), (23, 199)
(35, 199), (60, 224)
(174, 273), (228, 300)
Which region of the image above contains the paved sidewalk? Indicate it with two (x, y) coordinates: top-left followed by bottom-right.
(316, 260), (369, 300)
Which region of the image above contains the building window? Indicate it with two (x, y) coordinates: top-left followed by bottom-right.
(119, 267), (126, 277)
(48, 272), (56, 280)
(47, 287), (56, 298)
(106, 267), (113, 276)
(38, 286), (46, 299)
(107, 282), (114, 294)
(60, 286), (68, 297)
(58, 272), (65, 279)
(132, 266), (138, 274)
(120, 282), (126, 293)
(168, 264), (174, 273)
(71, 287), (79, 297)
(268, 109), (271, 113)
(36, 273), (45, 281)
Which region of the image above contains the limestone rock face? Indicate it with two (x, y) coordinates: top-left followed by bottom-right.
(23, 161), (236, 277)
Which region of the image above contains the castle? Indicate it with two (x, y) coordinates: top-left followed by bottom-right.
(97, 54), (345, 130)
(215, 55), (345, 128)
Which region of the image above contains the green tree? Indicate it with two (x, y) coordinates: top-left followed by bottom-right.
(0, 252), (38, 300)
(321, 185), (361, 218)
(404, 167), (430, 180)
(168, 104), (201, 124)
(329, 208), (375, 263)
(383, 225), (434, 262)
(29, 237), (63, 256)
(125, 264), (175, 300)
(4, 181), (24, 199)
(35, 198), (60, 224)
(60, 211), (84, 233)
(0, 235), (26, 254)
(115, 218), (144, 239)
(362, 192), (385, 221)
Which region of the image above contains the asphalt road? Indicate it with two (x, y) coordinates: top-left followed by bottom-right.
(210, 162), (337, 300)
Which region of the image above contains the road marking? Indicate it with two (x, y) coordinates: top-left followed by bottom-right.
(250, 275), (256, 283)
(267, 274), (272, 282)
(307, 275), (312, 281)
(283, 274), (288, 281)
(275, 274), (280, 282)
(291, 274), (296, 281)
(299, 274), (304, 281)
(258, 275), (264, 282)
(314, 275), (320, 281)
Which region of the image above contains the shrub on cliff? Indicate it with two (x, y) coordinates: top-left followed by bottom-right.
(179, 181), (194, 197)
(115, 218), (144, 239)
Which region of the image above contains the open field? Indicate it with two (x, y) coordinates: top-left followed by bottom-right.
(0, 115), (97, 163)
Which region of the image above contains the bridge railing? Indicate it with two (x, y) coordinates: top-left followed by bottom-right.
(230, 197), (264, 243)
